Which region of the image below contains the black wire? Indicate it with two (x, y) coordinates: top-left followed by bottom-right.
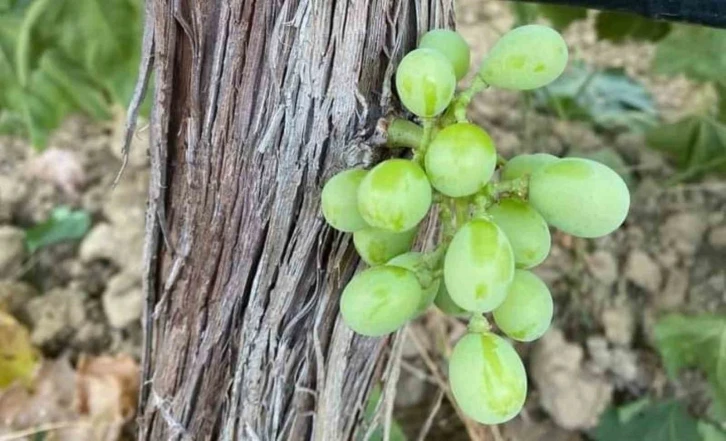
(511, 0), (726, 28)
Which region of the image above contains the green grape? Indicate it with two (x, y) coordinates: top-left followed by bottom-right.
(443, 219), (515, 312)
(529, 158), (630, 238)
(419, 29), (471, 81)
(395, 48), (457, 117)
(449, 332), (527, 425)
(353, 227), (417, 266)
(479, 24), (568, 90)
(340, 266), (421, 337)
(501, 153), (558, 181)
(488, 198), (551, 269)
(433, 283), (467, 316)
(387, 252), (440, 315)
(321, 169), (369, 232)
(425, 123), (496, 197)
(493, 270), (553, 342)
(357, 159), (432, 232)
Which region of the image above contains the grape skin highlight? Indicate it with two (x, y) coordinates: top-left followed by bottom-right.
(419, 29), (471, 81)
(449, 332), (527, 425)
(493, 270), (553, 342)
(353, 227), (417, 266)
(321, 169), (369, 232)
(528, 158), (630, 238)
(395, 48), (457, 117)
(501, 153), (558, 181)
(444, 219), (515, 312)
(488, 198), (551, 269)
(340, 266), (421, 337)
(434, 283), (467, 316)
(479, 24), (568, 90)
(357, 159), (432, 232)
(388, 252), (440, 315)
(425, 123), (497, 197)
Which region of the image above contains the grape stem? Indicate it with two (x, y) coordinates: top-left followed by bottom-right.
(441, 75), (489, 125)
(467, 314), (491, 334)
(386, 118), (423, 149)
(472, 176), (530, 216)
(412, 118), (435, 167)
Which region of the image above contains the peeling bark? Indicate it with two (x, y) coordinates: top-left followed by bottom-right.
(138, 1), (454, 440)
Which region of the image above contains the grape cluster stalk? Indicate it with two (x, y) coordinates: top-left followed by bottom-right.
(320, 25), (630, 425)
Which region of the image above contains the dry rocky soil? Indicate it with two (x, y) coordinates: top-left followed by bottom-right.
(0, 2), (724, 440)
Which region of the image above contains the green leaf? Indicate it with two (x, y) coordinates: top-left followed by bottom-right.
(593, 401), (700, 441)
(654, 25), (726, 83)
(358, 385), (407, 441)
(538, 5), (588, 31)
(39, 50), (110, 120)
(595, 11), (671, 43)
(509, 2), (539, 27)
(0, 0), (143, 147)
(716, 82), (726, 123)
(535, 61), (658, 131)
(646, 116), (726, 181)
(699, 422), (726, 441)
(24, 206), (91, 253)
(617, 398), (652, 423)
(654, 314), (726, 409)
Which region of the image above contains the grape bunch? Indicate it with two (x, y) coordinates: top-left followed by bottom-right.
(321, 25), (630, 425)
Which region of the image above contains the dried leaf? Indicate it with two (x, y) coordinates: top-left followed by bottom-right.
(75, 354), (139, 422)
(0, 310), (39, 388)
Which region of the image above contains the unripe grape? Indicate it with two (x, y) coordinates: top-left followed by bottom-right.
(501, 153), (558, 181)
(340, 266), (421, 337)
(488, 198), (551, 269)
(353, 227), (417, 266)
(425, 123), (496, 197)
(419, 29), (471, 81)
(529, 158), (630, 238)
(395, 48), (457, 117)
(434, 283), (467, 316)
(444, 219), (515, 312)
(449, 332), (527, 425)
(357, 159), (432, 232)
(321, 169), (368, 232)
(388, 252), (440, 315)
(493, 270), (553, 342)
(479, 24), (568, 90)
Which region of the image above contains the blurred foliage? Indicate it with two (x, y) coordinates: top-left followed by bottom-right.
(593, 400), (703, 441)
(537, 4), (587, 31)
(594, 11), (671, 43)
(359, 385), (407, 441)
(646, 116), (726, 183)
(0, 0), (144, 149)
(653, 25), (726, 83)
(534, 61), (657, 131)
(701, 422), (726, 441)
(25, 206), (91, 252)
(518, 3), (726, 181)
(655, 314), (726, 411)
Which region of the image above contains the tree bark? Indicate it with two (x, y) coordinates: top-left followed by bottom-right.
(137, 1), (454, 440)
